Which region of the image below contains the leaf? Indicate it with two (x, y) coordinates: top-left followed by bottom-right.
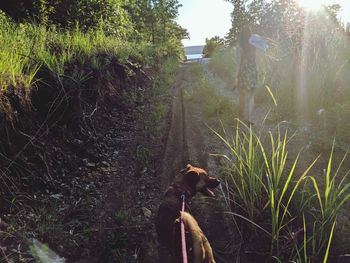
(265, 85), (277, 106)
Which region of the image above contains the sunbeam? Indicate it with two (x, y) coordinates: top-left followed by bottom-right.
(297, 0), (326, 11)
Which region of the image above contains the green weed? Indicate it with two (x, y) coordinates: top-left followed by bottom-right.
(302, 144), (350, 260)
(215, 122), (350, 262)
(212, 122), (266, 221)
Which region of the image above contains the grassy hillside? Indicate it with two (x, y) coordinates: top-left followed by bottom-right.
(0, 10), (180, 261)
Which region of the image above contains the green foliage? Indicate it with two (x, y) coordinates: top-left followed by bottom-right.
(208, 48), (236, 85)
(0, 13), (184, 92)
(225, 0), (252, 45)
(188, 64), (238, 125)
(158, 57), (178, 86)
(0, 0), (133, 36)
(220, 2), (350, 135)
(256, 12), (350, 123)
(225, 0), (305, 46)
(213, 123), (266, 220)
(215, 123), (350, 261)
(203, 36), (225, 58)
(154, 36), (186, 62)
(145, 57), (177, 133)
(0, 19), (154, 90)
(0, 1), (187, 88)
(134, 57), (177, 173)
(0, 0), (188, 46)
(305, 145), (350, 259)
(259, 129), (317, 256)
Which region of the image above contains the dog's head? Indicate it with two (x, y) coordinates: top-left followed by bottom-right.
(178, 164), (220, 197)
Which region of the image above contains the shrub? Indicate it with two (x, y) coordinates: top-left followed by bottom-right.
(208, 48), (236, 86)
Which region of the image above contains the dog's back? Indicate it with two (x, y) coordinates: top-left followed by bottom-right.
(156, 164), (219, 263)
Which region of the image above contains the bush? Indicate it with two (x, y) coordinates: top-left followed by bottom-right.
(208, 48), (236, 86)
(203, 36), (225, 58)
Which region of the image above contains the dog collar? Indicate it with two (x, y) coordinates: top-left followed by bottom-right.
(171, 183), (193, 200)
(180, 193), (186, 202)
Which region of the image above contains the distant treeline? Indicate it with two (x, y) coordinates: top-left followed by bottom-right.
(204, 0), (350, 56)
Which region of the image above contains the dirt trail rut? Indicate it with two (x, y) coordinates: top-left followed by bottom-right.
(158, 65), (235, 262)
(160, 66), (208, 187)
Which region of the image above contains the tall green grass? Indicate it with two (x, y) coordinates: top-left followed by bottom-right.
(215, 123), (350, 261)
(213, 122), (265, 220)
(0, 12), (154, 91)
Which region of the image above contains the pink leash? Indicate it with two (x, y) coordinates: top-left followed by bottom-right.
(180, 194), (188, 263)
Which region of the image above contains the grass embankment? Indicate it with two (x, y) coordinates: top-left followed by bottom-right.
(189, 62), (350, 262)
(0, 13), (178, 261)
(0, 13), (153, 91)
(0, 11), (154, 204)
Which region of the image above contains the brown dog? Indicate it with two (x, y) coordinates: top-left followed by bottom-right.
(156, 164), (220, 263)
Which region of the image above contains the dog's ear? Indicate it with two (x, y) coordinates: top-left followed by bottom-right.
(186, 170), (200, 191)
(180, 164), (192, 174)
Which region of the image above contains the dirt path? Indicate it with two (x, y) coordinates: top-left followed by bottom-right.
(156, 64), (236, 262)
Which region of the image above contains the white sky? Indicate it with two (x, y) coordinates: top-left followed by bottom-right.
(177, 0), (350, 47)
(177, 0), (232, 46)
(334, 0), (350, 23)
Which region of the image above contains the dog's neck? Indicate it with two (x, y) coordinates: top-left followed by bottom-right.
(167, 182), (195, 201)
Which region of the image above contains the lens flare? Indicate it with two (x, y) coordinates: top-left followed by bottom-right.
(297, 0), (325, 11)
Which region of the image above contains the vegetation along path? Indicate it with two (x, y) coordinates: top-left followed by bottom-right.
(2, 0), (350, 262)
(156, 58), (350, 262)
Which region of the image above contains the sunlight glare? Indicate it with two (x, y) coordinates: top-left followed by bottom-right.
(297, 0), (325, 11)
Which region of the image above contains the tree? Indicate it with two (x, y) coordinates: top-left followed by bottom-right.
(203, 36), (225, 58)
(225, 0), (249, 45)
(0, 0), (188, 41)
(0, 0), (188, 58)
(225, 0), (306, 48)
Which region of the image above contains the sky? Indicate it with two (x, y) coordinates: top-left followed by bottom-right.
(177, 0), (232, 47)
(177, 0), (350, 47)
